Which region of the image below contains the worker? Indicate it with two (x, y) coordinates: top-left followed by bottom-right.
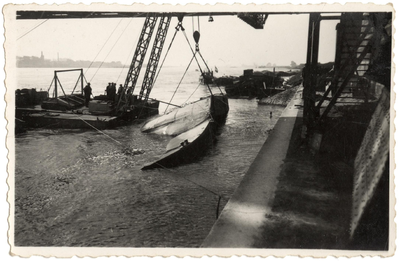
(117, 84), (123, 96)
(117, 84), (124, 103)
(83, 83), (92, 107)
(110, 83), (117, 102)
(106, 83), (112, 100)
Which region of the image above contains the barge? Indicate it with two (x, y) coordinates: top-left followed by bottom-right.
(15, 69), (159, 131)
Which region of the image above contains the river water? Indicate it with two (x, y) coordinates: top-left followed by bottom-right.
(14, 66), (284, 247)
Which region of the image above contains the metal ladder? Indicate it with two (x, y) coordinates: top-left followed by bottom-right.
(316, 13), (376, 124)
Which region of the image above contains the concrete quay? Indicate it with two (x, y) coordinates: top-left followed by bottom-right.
(202, 89), (304, 248)
(201, 87), (379, 249)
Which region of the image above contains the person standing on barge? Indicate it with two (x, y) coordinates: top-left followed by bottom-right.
(84, 82), (92, 107)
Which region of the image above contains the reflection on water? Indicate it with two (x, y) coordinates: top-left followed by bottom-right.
(15, 67), (285, 247)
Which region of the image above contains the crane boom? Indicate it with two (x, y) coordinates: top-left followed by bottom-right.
(139, 15), (171, 101)
(117, 16), (158, 109)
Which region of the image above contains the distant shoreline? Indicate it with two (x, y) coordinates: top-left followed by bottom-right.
(16, 55), (125, 69)
(16, 65), (125, 69)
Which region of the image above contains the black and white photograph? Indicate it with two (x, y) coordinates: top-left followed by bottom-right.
(3, 1), (395, 257)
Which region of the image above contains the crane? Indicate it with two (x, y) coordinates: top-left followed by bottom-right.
(114, 14), (172, 118)
(16, 11), (271, 119)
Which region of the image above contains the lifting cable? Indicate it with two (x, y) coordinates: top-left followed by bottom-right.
(150, 25), (179, 92)
(191, 16), (200, 34)
(76, 116), (122, 145)
(164, 54), (195, 114)
(85, 19), (123, 75)
(89, 18), (134, 83)
(196, 51), (224, 95)
(182, 30), (224, 95)
(164, 18), (225, 113)
(182, 30), (213, 94)
(183, 82), (202, 104)
(153, 161), (227, 219)
(115, 45), (135, 84)
(186, 16), (223, 95)
(65, 110), (123, 145)
(115, 18), (141, 84)
(17, 19), (49, 41)
(83, 75), (89, 84)
(164, 28), (212, 110)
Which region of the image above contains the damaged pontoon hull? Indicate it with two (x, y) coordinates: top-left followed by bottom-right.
(142, 120), (214, 170)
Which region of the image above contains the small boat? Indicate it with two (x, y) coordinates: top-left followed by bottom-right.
(142, 119), (214, 170)
(199, 70), (214, 85)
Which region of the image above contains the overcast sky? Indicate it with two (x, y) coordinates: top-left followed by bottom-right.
(15, 14), (338, 67)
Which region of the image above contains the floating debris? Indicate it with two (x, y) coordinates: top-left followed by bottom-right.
(121, 147), (145, 156)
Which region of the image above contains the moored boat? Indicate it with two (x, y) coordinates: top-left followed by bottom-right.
(199, 70), (214, 85)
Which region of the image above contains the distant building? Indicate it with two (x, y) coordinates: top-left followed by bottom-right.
(16, 54), (124, 68)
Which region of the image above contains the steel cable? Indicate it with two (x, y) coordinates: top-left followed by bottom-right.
(164, 54), (195, 114)
(17, 19), (49, 40)
(89, 18), (134, 83)
(84, 19), (123, 75)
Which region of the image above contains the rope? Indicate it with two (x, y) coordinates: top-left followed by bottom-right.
(148, 155), (228, 220)
(89, 18), (133, 82)
(151, 28), (179, 93)
(85, 19), (123, 75)
(182, 30), (213, 95)
(17, 19), (49, 40)
(115, 18), (140, 83)
(183, 82), (202, 104)
(181, 29), (223, 95)
(164, 54), (195, 113)
(153, 161), (227, 199)
(198, 51), (212, 75)
(75, 115), (122, 145)
(198, 50), (223, 94)
(83, 75), (89, 84)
